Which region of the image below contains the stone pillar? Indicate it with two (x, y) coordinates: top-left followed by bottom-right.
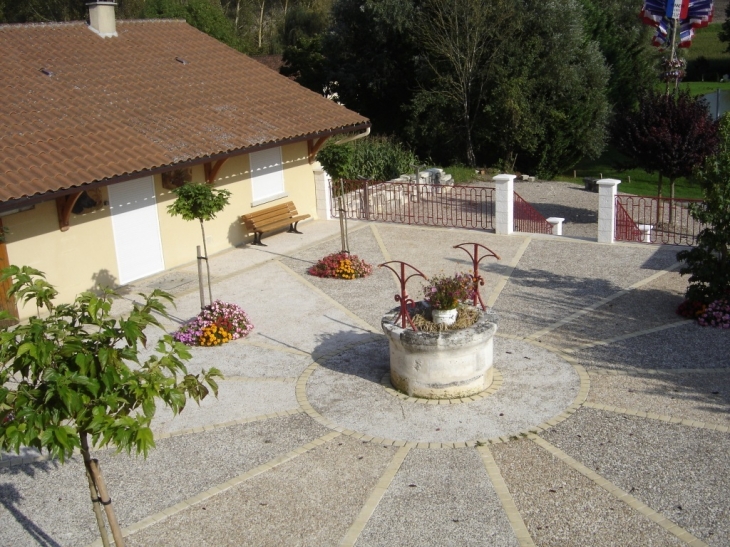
(312, 161), (333, 220)
(494, 174), (515, 235)
(597, 178), (621, 243)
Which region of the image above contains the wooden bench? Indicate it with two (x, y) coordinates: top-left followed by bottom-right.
(240, 201), (310, 246)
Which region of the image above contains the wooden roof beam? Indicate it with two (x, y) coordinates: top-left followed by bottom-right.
(204, 158), (228, 184)
(308, 136), (330, 164)
(56, 192), (83, 232)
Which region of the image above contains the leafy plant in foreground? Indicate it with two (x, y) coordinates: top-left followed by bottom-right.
(0, 266), (221, 546)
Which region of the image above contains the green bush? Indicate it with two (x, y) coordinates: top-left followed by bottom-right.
(677, 115), (730, 303)
(318, 136), (419, 181)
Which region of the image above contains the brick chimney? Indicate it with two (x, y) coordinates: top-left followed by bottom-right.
(87, 1), (117, 38)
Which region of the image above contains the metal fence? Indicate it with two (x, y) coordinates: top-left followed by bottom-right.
(330, 179), (495, 230)
(513, 192), (553, 234)
(615, 194), (705, 245)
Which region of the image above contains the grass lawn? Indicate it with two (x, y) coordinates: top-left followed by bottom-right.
(684, 22), (730, 82)
(558, 147), (704, 199)
(679, 81), (730, 95)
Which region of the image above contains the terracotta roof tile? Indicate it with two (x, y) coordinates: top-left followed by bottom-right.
(0, 20), (368, 203)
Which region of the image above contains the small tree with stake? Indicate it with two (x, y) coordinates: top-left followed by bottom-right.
(167, 183), (231, 305)
(0, 266), (221, 547)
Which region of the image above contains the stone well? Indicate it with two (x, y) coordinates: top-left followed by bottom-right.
(381, 304), (498, 399)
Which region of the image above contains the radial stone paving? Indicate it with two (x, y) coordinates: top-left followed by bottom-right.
(0, 221), (728, 547)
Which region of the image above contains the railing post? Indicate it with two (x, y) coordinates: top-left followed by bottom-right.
(493, 174), (515, 235)
(312, 161), (333, 220)
(597, 178), (621, 243)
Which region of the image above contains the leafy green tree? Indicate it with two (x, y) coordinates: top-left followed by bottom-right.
(323, 0), (420, 136)
(280, 4), (330, 92)
(677, 114), (730, 303)
(0, 266), (221, 547)
(415, 0), (519, 167)
(0, 0), (86, 22)
(718, 3), (730, 53)
(167, 183), (231, 304)
(578, 0), (658, 113)
(144, 0), (242, 51)
(482, 0), (610, 178)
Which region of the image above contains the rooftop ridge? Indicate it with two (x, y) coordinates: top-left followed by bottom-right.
(0, 18), (187, 31)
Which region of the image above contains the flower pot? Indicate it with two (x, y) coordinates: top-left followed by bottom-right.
(431, 308), (458, 326)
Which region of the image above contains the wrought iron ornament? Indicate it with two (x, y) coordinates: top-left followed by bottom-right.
(378, 261), (427, 330)
(453, 243), (501, 310)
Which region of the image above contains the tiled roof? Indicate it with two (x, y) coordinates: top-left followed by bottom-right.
(251, 54), (286, 73)
(0, 20), (369, 203)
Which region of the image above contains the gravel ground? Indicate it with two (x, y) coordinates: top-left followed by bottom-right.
(308, 337), (579, 443)
(1, 219), (727, 547)
(358, 448), (519, 547)
(491, 439), (685, 547)
(512, 180), (600, 240)
(586, 370), (730, 426)
(542, 408), (730, 546)
(125, 436), (396, 547)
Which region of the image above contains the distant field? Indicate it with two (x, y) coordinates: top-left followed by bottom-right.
(679, 81), (730, 95)
(685, 22), (730, 81)
(559, 147), (704, 199)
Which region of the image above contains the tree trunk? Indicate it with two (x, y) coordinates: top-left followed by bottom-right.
(463, 97), (476, 168)
(200, 219), (213, 305)
(235, 0), (241, 30)
(81, 433), (124, 547)
(657, 173), (664, 225)
(282, 0), (288, 38)
(258, 0), (265, 50)
(669, 178), (676, 224)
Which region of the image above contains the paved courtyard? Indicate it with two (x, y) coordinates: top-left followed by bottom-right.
(1, 213), (728, 546)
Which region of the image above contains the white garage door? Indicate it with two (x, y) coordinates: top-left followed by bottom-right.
(107, 176), (165, 285)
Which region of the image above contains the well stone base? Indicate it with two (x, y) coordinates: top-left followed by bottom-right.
(381, 305), (498, 399)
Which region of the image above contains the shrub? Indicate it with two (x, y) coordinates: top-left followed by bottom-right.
(174, 300), (253, 346)
(697, 298), (730, 328)
(317, 136), (419, 181)
(308, 252), (372, 279)
(676, 299), (707, 319)
(677, 114), (730, 302)
(423, 273), (474, 310)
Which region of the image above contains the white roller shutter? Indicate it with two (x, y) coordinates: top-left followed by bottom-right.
(250, 147), (286, 206)
(108, 176), (165, 285)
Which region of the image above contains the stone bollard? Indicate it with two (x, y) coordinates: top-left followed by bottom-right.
(547, 217), (565, 236)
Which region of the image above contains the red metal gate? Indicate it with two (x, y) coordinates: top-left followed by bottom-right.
(513, 192), (553, 234)
(331, 179), (495, 230)
(615, 195), (705, 245)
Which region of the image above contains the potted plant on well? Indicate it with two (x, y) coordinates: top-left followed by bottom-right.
(423, 272), (474, 326)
